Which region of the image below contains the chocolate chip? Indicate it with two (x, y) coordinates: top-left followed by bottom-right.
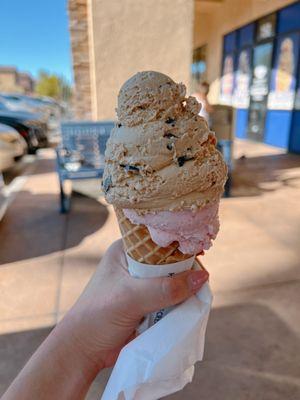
(120, 164), (140, 173)
(166, 143), (173, 150)
(117, 123), (122, 128)
(102, 176), (112, 193)
(177, 156), (194, 167)
(165, 117), (176, 124)
(163, 132), (178, 138)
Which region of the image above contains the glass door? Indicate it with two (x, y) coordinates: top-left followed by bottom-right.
(247, 42), (273, 141)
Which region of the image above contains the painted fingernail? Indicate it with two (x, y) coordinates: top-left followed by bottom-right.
(188, 270), (209, 291)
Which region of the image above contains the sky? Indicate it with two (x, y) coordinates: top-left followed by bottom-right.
(0, 0), (73, 83)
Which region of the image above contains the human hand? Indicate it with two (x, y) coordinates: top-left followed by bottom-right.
(60, 239), (209, 373)
(2, 240), (209, 400)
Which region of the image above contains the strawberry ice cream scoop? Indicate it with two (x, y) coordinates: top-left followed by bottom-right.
(123, 202), (220, 255)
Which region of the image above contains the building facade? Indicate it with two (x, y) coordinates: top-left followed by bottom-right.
(68, 0), (194, 121)
(193, 0), (300, 152)
(68, 0), (300, 152)
(0, 67), (35, 94)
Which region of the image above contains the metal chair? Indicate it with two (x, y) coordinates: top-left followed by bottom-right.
(211, 105), (234, 198)
(217, 139), (233, 197)
(56, 121), (114, 213)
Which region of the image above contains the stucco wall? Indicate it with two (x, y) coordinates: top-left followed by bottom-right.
(193, 0), (296, 103)
(89, 0), (194, 120)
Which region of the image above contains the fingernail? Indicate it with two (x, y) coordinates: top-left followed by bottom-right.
(188, 270), (209, 291)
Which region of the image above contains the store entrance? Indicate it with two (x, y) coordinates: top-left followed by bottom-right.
(247, 42), (273, 141)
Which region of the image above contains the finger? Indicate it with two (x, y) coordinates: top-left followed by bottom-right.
(103, 239), (124, 261)
(100, 239), (127, 271)
(131, 269), (209, 315)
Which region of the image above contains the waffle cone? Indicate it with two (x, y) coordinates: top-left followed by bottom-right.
(115, 207), (191, 265)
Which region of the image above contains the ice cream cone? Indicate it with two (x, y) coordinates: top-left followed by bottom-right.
(104, 72), (227, 264)
(115, 207), (191, 265)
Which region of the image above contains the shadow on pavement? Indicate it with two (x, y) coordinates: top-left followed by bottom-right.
(87, 303), (300, 400)
(1, 303), (299, 399)
(25, 157), (56, 176)
(166, 303), (300, 400)
(0, 326), (53, 396)
(0, 191), (109, 265)
(232, 153), (300, 197)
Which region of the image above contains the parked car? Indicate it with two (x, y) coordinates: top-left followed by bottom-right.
(0, 123), (27, 172)
(1, 93), (62, 142)
(0, 100), (48, 153)
(24, 96), (62, 131)
(0, 94), (50, 121)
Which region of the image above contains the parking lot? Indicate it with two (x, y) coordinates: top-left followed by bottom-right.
(1, 140), (300, 399)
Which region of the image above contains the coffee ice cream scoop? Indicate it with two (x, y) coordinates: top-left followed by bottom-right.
(103, 71), (227, 213)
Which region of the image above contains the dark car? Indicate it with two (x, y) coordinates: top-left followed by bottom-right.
(0, 102), (48, 153)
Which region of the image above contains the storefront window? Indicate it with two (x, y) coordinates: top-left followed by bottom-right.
(191, 45), (207, 93)
(294, 58), (300, 110)
(268, 33), (300, 110)
(220, 54), (235, 105)
(233, 24), (254, 109)
(277, 2), (300, 34)
(220, 32), (237, 105)
(220, 3), (300, 150)
(238, 23), (255, 48)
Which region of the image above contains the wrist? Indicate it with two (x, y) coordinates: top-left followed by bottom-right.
(2, 315), (104, 400)
(51, 315), (104, 385)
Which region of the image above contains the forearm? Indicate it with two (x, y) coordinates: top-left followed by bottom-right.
(2, 319), (102, 400)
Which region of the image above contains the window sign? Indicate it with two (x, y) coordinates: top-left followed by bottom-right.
(233, 48), (251, 108)
(220, 54), (235, 105)
(259, 22), (273, 39)
(257, 14), (276, 42)
(268, 33), (300, 110)
(250, 42), (273, 101)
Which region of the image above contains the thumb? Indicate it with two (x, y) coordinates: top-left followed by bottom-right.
(131, 268), (209, 315)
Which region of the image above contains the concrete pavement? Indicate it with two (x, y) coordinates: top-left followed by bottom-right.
(0, 141), (300, 399)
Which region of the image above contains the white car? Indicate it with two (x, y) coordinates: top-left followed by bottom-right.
(0, 123), (27, 172)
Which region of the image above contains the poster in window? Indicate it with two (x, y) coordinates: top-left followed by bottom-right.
(220, 54), (234, 105)
(268, 33), (300, 110)
(232, 48), (251, 108)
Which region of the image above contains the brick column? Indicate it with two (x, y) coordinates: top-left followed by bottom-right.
(68, 0), (92, 120)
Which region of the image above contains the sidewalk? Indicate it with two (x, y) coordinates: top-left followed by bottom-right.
(1, 142), (300, 399)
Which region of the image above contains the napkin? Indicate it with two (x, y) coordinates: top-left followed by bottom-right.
(101, 255), (212, 400)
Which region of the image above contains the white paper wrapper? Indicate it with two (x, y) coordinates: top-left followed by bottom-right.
(128, 254), (196, 332)
(101, 254), (213, 400)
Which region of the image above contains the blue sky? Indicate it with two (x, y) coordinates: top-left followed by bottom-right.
(0, 0), (72, 82)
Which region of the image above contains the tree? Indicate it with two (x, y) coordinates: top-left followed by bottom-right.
(35, 71), (72, 101)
